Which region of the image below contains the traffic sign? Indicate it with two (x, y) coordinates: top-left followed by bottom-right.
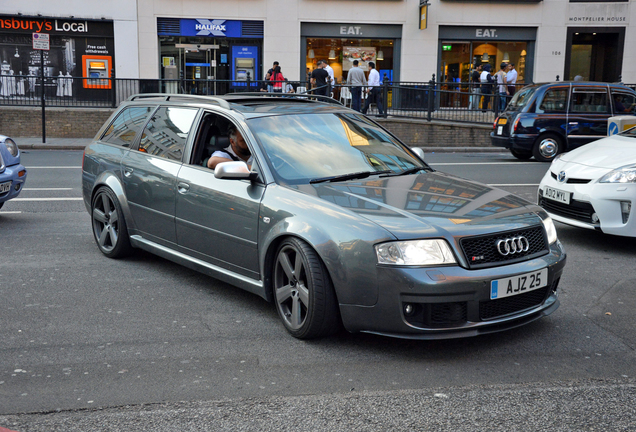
(32, 33), (50, 50)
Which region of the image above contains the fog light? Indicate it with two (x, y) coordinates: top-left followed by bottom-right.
(14, 183), (20, 191)
(404, 304), (414, 316)
(620, 201), (631, 224)
(591, 213), (599, 223)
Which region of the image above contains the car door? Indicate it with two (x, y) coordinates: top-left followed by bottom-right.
(175, 113), (265, 280)
(567, 86), (612, 150)
(121, 106), (199, 246)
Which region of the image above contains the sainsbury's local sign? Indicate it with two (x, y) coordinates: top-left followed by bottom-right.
(0, 15), (113, 37)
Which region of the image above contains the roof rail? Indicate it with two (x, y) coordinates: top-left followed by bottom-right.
(228, 92), (344, 107)
(126, 93), (231, 109)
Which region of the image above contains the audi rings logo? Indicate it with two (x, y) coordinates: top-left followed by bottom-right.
(496, 236), (530, 256)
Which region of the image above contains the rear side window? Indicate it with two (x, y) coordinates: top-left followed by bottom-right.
(537, 88), (568, 113)
(570, 89), (610, 114)
(101, 106), (154, 147)
(138, 107), (198, 161)
(612, 91), (636, 114)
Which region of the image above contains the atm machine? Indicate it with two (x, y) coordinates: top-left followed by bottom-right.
(82, 55), (112, 89)
(231, 46), (258, 89)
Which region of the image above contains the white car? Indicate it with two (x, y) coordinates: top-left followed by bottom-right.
(538, 126), (636, 236)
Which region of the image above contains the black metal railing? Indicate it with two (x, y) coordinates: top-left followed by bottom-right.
(1, 73), (633, 125)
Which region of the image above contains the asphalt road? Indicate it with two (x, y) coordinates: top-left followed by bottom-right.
(1, 150), (635, 431)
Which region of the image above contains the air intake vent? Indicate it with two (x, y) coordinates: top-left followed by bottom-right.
(242, 21), (264, 37)
(157, 18), (181, 35)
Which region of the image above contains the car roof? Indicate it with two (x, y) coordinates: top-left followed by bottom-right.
(122, 93), (349, 117)
(527, 81), (635, 91)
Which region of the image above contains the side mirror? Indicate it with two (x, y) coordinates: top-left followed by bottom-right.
(411, 147), (425, 160)
(214, 161), (257, 181)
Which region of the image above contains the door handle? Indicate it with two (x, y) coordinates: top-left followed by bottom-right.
(123, 167), (133, 178)
(177, 182), (190, 194)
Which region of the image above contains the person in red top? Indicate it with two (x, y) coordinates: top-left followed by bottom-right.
(270, 66), (284, 93)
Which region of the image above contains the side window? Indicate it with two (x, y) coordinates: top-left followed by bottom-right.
(612, 91), (636, 114)
(537, 88), (568, 113)
(101, 106), (154, 147)
(138, 107), (198, 161)
(570, 89), (610, 114)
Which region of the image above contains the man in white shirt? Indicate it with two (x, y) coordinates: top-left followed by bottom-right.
(507, 63), (518, 96)
(323, 62), (335, 89)
(362, 61), (384, 115)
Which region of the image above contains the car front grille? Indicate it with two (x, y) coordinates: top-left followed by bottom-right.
(404, 301), (468, 328)
(480, 278), (559, 320)
(459, 226), (548, 269)
(550, 172), (591, 184)
(539, 196), (595, 223)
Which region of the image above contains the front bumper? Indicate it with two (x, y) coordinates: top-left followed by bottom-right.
(339, 241), (566, 339)
(538, 173), (636, 237)
(0, 163), (27, 204)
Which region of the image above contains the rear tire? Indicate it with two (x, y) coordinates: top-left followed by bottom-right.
(532, 133), (563, 162)
(91, 187), (132, 258)
(273, 237), (340, 339)
(510, 149), (532, 160)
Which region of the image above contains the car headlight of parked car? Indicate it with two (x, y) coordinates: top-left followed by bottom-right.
(375, 239), (457, 266)
(538, 213), (558, 244)
(2, 138), (19, 157)
(599, 165), (636, 183)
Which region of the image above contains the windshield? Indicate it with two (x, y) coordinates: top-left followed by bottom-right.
(620, 125), (636, 137)
(507, 87), (536, 111)
(248, 113), (430, 184)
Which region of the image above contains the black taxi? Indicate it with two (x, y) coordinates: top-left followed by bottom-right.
(490, 81), (636, 162)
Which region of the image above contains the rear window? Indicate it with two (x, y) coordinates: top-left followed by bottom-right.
(570, 88), (610, 114)
(101, 106), (154, 147)
(507, 87), (535, 110)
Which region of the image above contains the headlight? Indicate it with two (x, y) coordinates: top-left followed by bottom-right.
(539, 213), (558, 244)
(375, 239), (456, 266)
(599, 165), (636, 183)
(2, 139), (19, 157)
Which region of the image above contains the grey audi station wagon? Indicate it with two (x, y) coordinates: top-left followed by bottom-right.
(82, 93), (566, 339)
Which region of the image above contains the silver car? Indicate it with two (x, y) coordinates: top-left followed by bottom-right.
(82, 94), (567, 339)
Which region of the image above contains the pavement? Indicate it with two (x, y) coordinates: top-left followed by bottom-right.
(14, 136), (504, 153)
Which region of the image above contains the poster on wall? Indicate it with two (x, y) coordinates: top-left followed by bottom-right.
(343, 47), (376, 71)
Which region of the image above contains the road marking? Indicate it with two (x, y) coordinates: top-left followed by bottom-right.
(11, 197), (83, 202)
(25, 166), (82, 169)
(23, 188), (74, 191)
(0, 211), (22, 214)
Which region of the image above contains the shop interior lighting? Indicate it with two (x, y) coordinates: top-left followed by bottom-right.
(328, 49), (336, 60)
(520, 49), (527, 56)
(481, 52), (490, 62)
(377, 50), (384, 61)
(308, 49), (315, 59)
(503, 52), (510, 63)
(14, 47), (19, 58)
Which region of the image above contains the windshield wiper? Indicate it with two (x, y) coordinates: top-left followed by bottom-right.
(309, 170), (391, 184)
(380, 167), (428, 177)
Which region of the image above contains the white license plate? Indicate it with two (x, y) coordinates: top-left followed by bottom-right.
(490, 268), (548, 300)
(543, 186), (570, 204)
(0, 181), (10, 194)
(497, 125), (504, 135)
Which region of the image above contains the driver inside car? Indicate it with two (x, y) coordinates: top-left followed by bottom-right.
(206, 126), (252, 169)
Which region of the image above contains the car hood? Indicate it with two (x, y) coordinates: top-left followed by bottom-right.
(559, 134), (636, 169)
(296, 171), (543, 240)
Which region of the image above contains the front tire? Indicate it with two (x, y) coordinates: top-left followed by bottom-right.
(273, 237), (340, 339)
(533, 133), (563, 162)
(91, 187), (132, 258)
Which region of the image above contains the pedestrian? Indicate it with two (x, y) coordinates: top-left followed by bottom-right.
(469, 64), (482, 110)
(323, 61), (335, 96)
(495, 62), (509, 111)
(266, 61), (279, 92)
(346, 60), (367, 112)
(310, 60), (330, 96)
(362, 61), (384, 116)
(507, 63), (518, 96)
(270, 65), (284, 93)
(480, 64), (494, 111)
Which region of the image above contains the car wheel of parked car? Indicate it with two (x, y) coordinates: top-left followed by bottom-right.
(91, 187), (132, 259)
(273, 237), (340, 339)
(533, 133), (563, 162)
(510, 149), (532, 160)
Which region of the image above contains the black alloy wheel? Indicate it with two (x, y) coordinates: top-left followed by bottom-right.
(91, 187), (132, 258)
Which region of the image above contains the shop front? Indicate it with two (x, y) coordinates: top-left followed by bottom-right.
(0, 15), (114, 100)
(157, 17), (264, 95)
(300, 22), (402, 87)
